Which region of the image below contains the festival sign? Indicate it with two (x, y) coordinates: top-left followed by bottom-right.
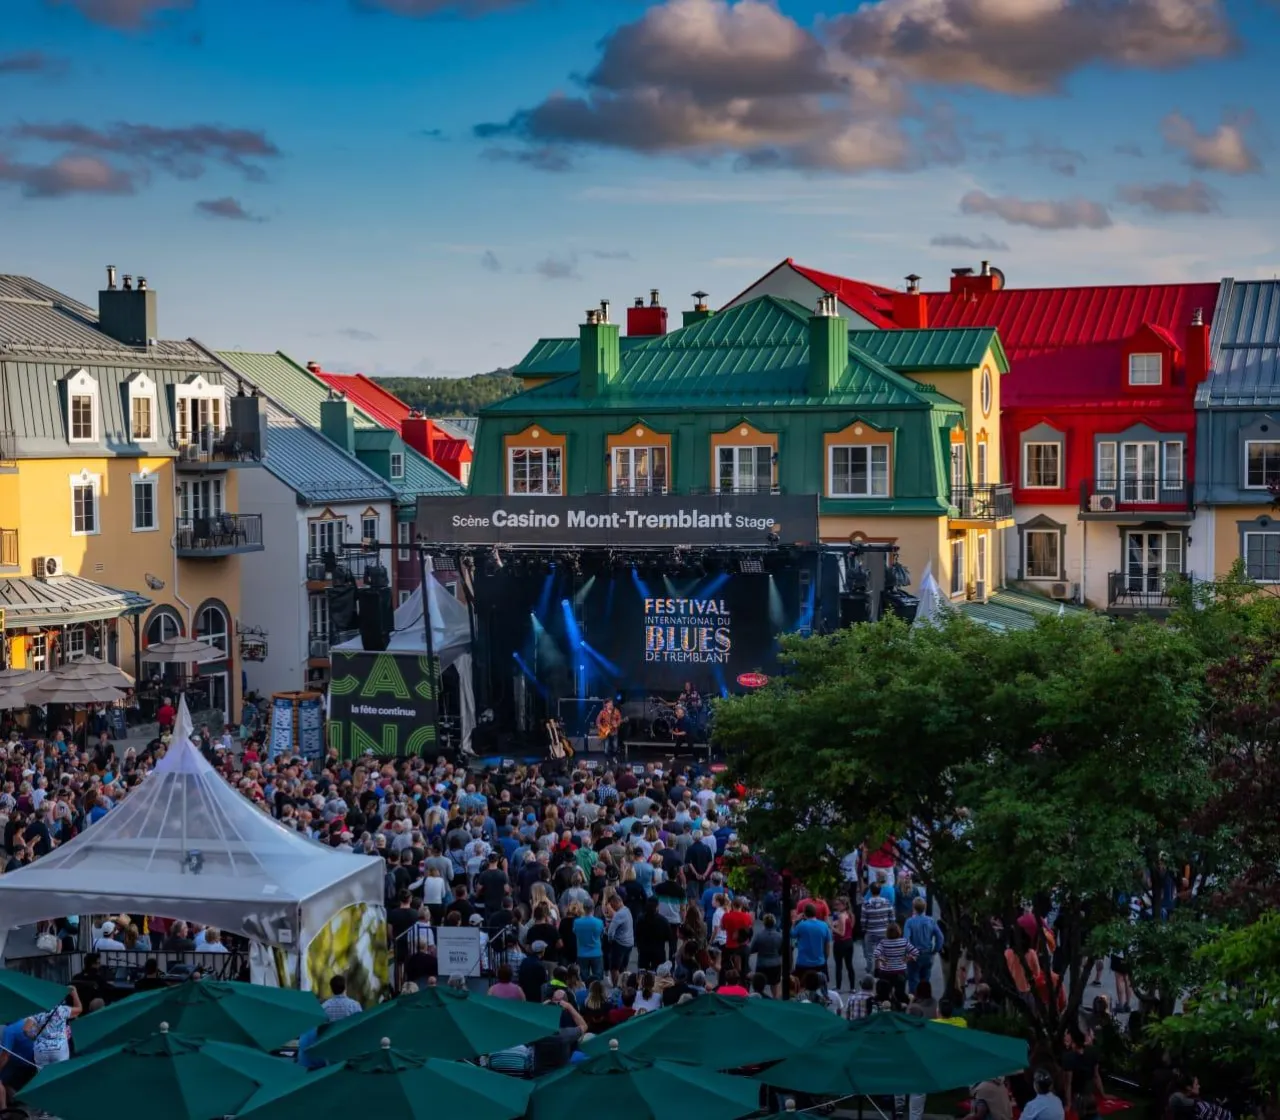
(416, 493), (818, 548)
(327, 650), (438, 759)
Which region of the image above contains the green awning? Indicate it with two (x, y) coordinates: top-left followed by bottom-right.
(0, 575), (151, 629)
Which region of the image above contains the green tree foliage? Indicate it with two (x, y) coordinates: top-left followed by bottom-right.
(373, 370), (519, 416)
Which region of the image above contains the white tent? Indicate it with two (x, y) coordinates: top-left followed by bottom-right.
(912, 561), (949, 630)
(0, 699), (383, 957)
(333, 557), (476, 754)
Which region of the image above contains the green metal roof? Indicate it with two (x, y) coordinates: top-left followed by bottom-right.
(958, 588), (1093, 632)
(846, 328), (1009, 373)
(515, 336), (651, 377)
(491, 296), (948, 414)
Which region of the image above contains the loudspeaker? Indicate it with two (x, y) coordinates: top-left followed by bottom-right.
(840, 591), (872, 627)
(883, 588), (920, 624)
(357, 586), (393, 651)
(328, 583), (357, 632)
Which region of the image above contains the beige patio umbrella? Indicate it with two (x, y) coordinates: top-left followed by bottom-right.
(24, 675), (126, 706)
(0, 667), (50, 703)
(141, 637), (225, 666)
(56, 656), (135, 690)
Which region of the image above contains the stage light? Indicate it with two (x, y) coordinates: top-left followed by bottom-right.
(766, 531), (780, 545)
(738, 556), (765, 574)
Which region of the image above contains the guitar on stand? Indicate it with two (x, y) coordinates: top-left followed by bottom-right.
(545, 718), (575, 761)
(595, 699), (622, 760)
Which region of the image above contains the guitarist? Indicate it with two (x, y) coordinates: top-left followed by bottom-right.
(595, 698), (622, 760)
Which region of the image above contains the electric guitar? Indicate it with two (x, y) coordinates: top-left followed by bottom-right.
(595, 706), (622, 740)
(546, 719), (575, 759)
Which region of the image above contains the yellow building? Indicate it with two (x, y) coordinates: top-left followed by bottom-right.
(0, 270), (265, 724)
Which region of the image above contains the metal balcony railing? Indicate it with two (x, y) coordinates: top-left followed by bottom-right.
(176, 426), (262, 465)
(1107, 570), (1190, 611)
(950, 483), (1014, 520)
(1081, 477), (1192, 515)
(175, 513), (264, 555)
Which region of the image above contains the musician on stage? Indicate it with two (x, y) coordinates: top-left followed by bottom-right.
(679, 681), (706, 737)
(670, 703), (694, 746)
(595, 698), (622, 759)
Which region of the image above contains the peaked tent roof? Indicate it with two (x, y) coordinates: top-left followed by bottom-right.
(1199, 277), (1280, 405)
(0, 699), (383, 953)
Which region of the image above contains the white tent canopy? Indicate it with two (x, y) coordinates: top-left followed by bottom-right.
(0, 699), (383, 956)
(333, 557), (476, 753)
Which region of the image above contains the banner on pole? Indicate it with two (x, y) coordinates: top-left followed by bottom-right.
(327, 650), (438, 759)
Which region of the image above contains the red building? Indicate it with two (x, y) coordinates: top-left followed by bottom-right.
(732, 260), (1218, 611)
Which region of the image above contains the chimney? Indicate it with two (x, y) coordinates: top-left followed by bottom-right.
(682, 290), (715, 328)
(320, 390), (355, 453)
(950, 263), (999, 295)
(306, 360), (322, 374)
(1185, 306), (1210, 385)
(892, 273), (929, 329)
(580, 303), (621, 398)
(627, 287), (669, 336)
(98, 268), (158, 347)
(402, 409), (436, 461)
(808, 292), (848, 398)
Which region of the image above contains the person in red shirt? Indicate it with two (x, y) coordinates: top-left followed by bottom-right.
(156, 697), (176, 733)
(721, 896), (754, 976)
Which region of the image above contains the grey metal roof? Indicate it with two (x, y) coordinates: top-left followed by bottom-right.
(0, 575), (151, 627)
(434, 417), (477, 444)
(261, 399), (397, 506)
(1199, 278), (1280, 406)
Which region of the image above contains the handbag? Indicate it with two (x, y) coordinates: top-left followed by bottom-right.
(35, 929), (59, 954)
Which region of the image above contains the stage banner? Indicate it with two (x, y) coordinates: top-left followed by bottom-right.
(268, 696), (295, 759)
(416, 493), (819, 547)
(297, 695), (325, 761)
(327, 650), (438, 759)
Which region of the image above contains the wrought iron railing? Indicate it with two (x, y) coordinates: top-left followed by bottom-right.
(1081, 478), (1192, 514)
(175, 513), (264, 553)
(950, 483), (1014, 520)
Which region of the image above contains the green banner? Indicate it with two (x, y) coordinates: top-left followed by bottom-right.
(327, 650), (438, 759)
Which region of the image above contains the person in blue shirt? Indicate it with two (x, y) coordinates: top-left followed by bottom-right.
(295, 1025), (327, 1071)
(0, 1016), (37, 1102)
(903, 896), (944, 993)
(572, 907), (605, 983)
(792, 902), (833, 978)
(701, 875), (733, 925)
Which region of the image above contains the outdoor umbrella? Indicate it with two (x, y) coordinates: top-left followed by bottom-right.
(308, 983), (561, 1062)
(20, 1022), (306, 1120)
(237, 1036), (533, 1120)
(527, 1037), (764, 1120)
(23, 675), (125, 706)
(142, 637), (225, 666)
(581, 994), (840, 1067)
(70, 979), (326, 1055)
(0, 668), (49, 708)
(0, 970), (71, 1024)
(756, 1012), (1030, 1096)
(54, 655), (135, 689)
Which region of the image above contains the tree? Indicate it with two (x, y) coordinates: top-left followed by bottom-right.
(372, 370), (519, 415)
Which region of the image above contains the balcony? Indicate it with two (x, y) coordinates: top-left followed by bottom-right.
(950, 483), (1014, 524)
(1106, 571), (1190, 616)
(175, 514), (265, 557)
(0, 528), (17, 571)
(175, 426), (263, 471)
(1080, 478), (1193, 521)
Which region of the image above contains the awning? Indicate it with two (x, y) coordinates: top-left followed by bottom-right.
(0, 576), (151, 629)
(958, 587), (1094, 632)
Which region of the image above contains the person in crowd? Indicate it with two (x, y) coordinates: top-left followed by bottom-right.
(321, 975), (362, 1021)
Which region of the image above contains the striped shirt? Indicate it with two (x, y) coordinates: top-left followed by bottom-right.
(873, 937), (919, 974)
(861, 895), (893, 939)
(846, 991), (875, 1019)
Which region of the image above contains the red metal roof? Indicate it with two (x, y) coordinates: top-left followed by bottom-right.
(787, 261), (899, 328)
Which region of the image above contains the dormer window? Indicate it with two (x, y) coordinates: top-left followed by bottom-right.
(127, 373), (157, 443)
(66, 370), (100, 444)
(175, 375), (225, 453)
(1128, 353), (1162, 386)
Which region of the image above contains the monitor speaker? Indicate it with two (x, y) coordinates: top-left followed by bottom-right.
(357, 586), (393, 651)
(839, 591), (872, 627)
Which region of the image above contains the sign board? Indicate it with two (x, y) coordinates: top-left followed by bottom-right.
(268, 696), (295, 759)
(416, 493), (818, 548)
(107, 707), (128, 740)
(327, 650), (438, 759)
(737, 672), (769, 689)
(297, 696), (325, 761)
(436, 927), (484, 977)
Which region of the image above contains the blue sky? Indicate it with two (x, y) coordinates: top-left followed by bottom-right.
(2, 0), (1277, 375)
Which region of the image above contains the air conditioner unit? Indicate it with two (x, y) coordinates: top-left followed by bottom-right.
(179, 444), (199, 461)
(32, 556), (63, 579)
(1049, 582), (1079, 602)
(306, 560), (327, 581)
(1089, 494), (1117, 512)
(309, 638), (330, 659)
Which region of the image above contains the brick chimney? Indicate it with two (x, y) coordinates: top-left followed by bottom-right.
(893, 274), (929, 328)
(402, 410), (435, 460)
(627, 289), (668, 336)
(1185, 306), (1210, 385)
(949, 261), (1000, 296)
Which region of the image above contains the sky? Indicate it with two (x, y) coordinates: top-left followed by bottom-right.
(1, 0), (1277, 376)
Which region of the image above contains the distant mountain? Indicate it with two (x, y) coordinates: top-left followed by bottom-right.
(373, 369), (518, 416)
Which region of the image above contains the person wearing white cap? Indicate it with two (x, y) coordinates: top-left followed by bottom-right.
(92, 920), (125, 951)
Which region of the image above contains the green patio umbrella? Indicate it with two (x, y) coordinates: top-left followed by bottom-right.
(527, 1037), (764, 1120)
(308, 984), (561, 1062)
(70, 979), (325, 1055)
(756, 1012), (1030, 1096)
(581, 993), (840, 1067)
(20, 1022), (306, 1120)
(0, 971), (71, 1025)
(237, 1037), (533, 1120)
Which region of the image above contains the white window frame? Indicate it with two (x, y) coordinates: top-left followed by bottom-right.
(174, 376), (226, 451)
(828, 444), (890, 498)
(397, 521), (412, 561)
(309, 516), (345, 559)
(981, 367), (993, 416)
(1120, 441), (1160, 503)
(1128, 353), (1162, 386)
(950, 443), (967, 494)
(398, 589), (412, 607)
(950, 538), (965, 598)
(127, 374), (157, 443)
(29, 634), (47, 672)
(1022, 441), (1061, 489)
(508, 446), (563, 496)
(1244, 440), (1280, 490)
(390, 451), (405, 480)
(1097, 441), (1118, 491)
(612, 445), (669, 494)
(309, 593), (331, 639)
(178, 478), (224, 523)
(976, 533), (988, 601)
(460, 462), (471, 487)
(361, 514), (379, 547)
(196, 604), (229, 654)
(1243, 531), (1280, 584)
(1024, 529), (1062, 580)
(131, 470), (159, 532)
(65, 626), (86, 660)
(69, 470), (101, 536)
(1124, 530), (1183, 593)
(976, 440), (989, 487)
(1163, 441), (1184, 490)
(66, 370), (100, 444)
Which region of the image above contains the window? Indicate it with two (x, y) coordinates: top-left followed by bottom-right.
(829, 445), (889, 497)
(981, 367), (993, 416)
(613, 446), (668, 494)
(131, 394), (154, 441)
(1023, 442), (1061, 488)
(178, 479), (224, 522)
(460, 462), (471, 487)
(1244, 532), (1280, 582)
(1129, 353), (1162, 385)
(70, 394), (95, 442)
(309, 517), (344, 559)
(65, 627), (86, 660)
(508, 447), (562, 495)
(176, 384), (224, 451)
(1024, 530), (1062, 580)
(1097, 441), (1118, 490)
(397, 521), (412, 561)
(977, 441), (988, 486)
(29, 634), (46, 672)
(1245, 441), (1280, 489)
(718, 445), (773, 494)
(70, 473), (100, 535)
(976, 534), (988, 601)
(950, 443), (966, 495)
(950, 539), (965, 597)
(132, 475), (157, 531)
(1163, 441), (1184, 490)
(196, 605), (228, 653)
(1100, 440), (1181, 501)
(390, 452), (405, 480)
(398, 589), (412, 607)
(309, 593), (330, 638)
(1125, 531), (1183, 593)
(362, 515), (379, 547)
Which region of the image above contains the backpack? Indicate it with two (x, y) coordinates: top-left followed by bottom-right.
(384, 869), (398, 906)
